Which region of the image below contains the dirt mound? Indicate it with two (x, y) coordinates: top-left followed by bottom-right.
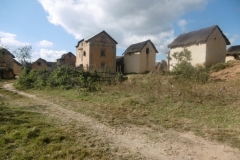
(211, 62), (240, 81)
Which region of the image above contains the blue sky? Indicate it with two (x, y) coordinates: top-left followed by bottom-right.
(0, 0), (239, 62)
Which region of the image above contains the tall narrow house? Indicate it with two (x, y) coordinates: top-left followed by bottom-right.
(123, 40), (158, 73)
(75, 31), (118, 71)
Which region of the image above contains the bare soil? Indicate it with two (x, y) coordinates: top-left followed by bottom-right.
(2, 83), (240, 160)
(211, 62), (240, 81)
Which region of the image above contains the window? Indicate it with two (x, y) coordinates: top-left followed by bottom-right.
(101, 50), (105, 57)
(69, 54), (71, 57)
(101, 36), (106, 43)
(101, 62), (105, 68)
(37, 62), (41, 66)
(83, 51), (86, 56)
(146, 48), (149, 54)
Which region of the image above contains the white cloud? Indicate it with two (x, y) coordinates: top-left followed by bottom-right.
(37, 40), (53, 47)
(177, 19), (188, 32)
(0, 31), (29, 48)
(38, 0), (207, 56)
(229, 34), (239, 45)
(34, 49), (67, 62)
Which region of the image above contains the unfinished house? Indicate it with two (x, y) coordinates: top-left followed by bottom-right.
(168, 25), (230, 71)
(123, 40), (158, 73)
(75, 30), (118, 71)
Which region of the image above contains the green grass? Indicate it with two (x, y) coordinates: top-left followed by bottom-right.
(0, 88), (138, 160)
(28, 73), (240, 148)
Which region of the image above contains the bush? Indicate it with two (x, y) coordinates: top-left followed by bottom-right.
(210, 62), (233, 72)
(16, 66), (102, 92)
(170, 48), (210, 84)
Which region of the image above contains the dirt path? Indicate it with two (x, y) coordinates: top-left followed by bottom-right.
(2, 83), (240, 160)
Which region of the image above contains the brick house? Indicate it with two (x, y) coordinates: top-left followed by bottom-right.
(32, 58), (56, 71)
(75, 30), (118, 71)
(57, 52), (76, 67)
(0, 48), (22, 79)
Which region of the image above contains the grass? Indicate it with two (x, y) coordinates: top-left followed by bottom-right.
(0, 88), (139, 160)
(28, 73), (240, 149)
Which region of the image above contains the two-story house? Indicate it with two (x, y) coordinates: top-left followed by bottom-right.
(75, 30), (118, 71)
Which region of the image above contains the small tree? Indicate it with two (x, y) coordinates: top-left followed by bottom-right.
(171, 48), (209, 84)
(14, 45), (32, 68)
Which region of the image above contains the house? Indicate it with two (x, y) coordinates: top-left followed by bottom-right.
(32, 58), (56, 70)
(57, 52), (76, 67)
(226, 45), (240, 62)
(168, 25), (230, 71)
(0, 48), (22, 79)
(75, 30), (118, 71)
(123, 40), (158, 73)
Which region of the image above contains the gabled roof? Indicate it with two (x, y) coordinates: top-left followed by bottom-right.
(13, 59), (22, 66)
(168, 25), (230, 48)
(123, 40), (158, 55)
(0, 48), (15, 58)
(227, 45), (240, 55)
(75, 30), (118, 48)
(33, 58), (56, 67)
(57, 52), (76, 60)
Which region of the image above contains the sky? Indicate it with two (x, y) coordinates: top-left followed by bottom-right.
(0, 0), (239, 62)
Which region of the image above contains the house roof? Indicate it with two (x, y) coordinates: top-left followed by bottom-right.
(33, 58), (56, 67)
(13, 59), (22, 66)
(75, 30), (118, 48)
(168, 25), (230, 48)
(227, 45), (240, 55)
(0, 48), (15, 58)
(123, 40), (158, 55)
(57, 52), (76, 60)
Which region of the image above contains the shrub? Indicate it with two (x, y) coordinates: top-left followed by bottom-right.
(170, 48), (210, 84)
(210, 62), (233, 72)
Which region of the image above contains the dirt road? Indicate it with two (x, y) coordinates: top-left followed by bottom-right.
(2, 83), (240, 160)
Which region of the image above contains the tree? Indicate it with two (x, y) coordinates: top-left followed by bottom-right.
(13, 45), (32, 68)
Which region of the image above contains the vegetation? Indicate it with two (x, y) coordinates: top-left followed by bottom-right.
(13, 45), (32, 68)
(0, 88), (138, 159)
(170, 48), (210, 84)
(15, 66), (123, 91)
(1, 48), (240, 158)
(210, 62), (234, 72)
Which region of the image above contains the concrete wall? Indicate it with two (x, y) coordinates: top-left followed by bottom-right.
(169, 43), (206, 71)
(124, 52), (140, 73)
(139, 41), (156, 73)
(206, 28), (226, 67)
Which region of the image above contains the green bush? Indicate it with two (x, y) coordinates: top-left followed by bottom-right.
(170, 48), (210, 84)
(16, 66), (103, 91)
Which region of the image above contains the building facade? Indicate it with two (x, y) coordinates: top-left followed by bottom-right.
(168, 25), (230, 71)
(75, 31), (118, 71)
(123, 40), (158, 73)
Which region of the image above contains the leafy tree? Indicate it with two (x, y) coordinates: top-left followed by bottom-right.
(13, 45), (32, 68)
